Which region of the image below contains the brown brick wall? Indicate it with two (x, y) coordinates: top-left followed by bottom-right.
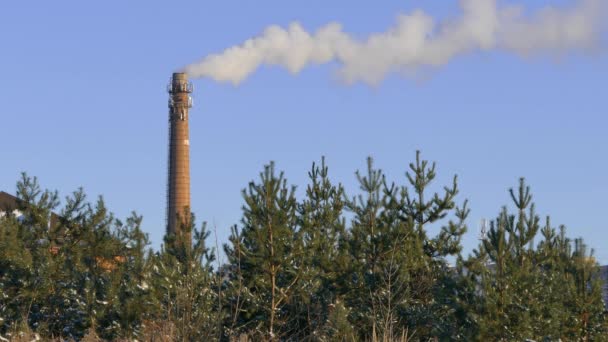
(166, 73), (192, 246)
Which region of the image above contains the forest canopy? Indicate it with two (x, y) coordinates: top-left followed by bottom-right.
(0, 153), (605, 341)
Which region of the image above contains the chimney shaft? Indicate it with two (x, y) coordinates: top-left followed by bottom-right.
(166, 72), (192, 246)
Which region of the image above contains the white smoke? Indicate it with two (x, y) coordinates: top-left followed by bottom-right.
(183, 0), (605, 85)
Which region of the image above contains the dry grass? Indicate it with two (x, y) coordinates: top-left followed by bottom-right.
(2, 322), (420, 342)
(138, 320), (177, 342)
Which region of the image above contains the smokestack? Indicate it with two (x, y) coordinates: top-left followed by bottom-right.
(166, 72), (193, 247)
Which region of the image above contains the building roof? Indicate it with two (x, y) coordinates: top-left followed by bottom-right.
(0, 191), (21, 212)
(0, 190), (61, 228)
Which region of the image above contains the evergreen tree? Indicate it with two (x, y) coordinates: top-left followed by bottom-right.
(345, 152), (469, 340)
(471, 179), (545, 340)
(2, 159), (607, 341)
(97, 213), (154, 339)
(0, 198), (36, 335)
(562, 238), (606, 340)
(468, 178), (607, 341)
(292, 157), (350, 340)
(533, 218), (573, 338)
(223, 162), (301, 340)
(0, 175), (158, 340)
(151, 215), (219, 341)
(389, 152), (469, 339)
(344, 157), (394, 339)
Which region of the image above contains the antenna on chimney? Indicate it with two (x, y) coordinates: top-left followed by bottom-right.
(479, 218), (488, 241)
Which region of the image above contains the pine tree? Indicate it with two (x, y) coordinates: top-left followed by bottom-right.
(292, 157), (350, 339)
(387, 151), (469, 339)
(345, 152), (468, 340)
(562, 238), (607, 340)
(2, 159), (607, 340)
(222, 224), (250, 338)
(471, 179), (542, 340)
(0, 175), (159, 340)
(469, 178), (608, 341)
(532, 218), (571, 338)
(152, 216), (219, 341)
(0, 202), (35, 336)
(97, 213), (154, 339)
(223, 162), (300, 340)
(10, 177), (93, 339)
(344, 157), (389, 339)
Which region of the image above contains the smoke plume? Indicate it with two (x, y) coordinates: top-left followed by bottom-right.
(183, 0), (605, 85)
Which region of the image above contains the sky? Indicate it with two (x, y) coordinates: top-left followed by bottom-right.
(1, 0), (607, 264)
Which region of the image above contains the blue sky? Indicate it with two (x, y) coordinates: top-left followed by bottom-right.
(1, 0), (606, 263)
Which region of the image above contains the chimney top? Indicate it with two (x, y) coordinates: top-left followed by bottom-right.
(172, 72), (187, 80)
